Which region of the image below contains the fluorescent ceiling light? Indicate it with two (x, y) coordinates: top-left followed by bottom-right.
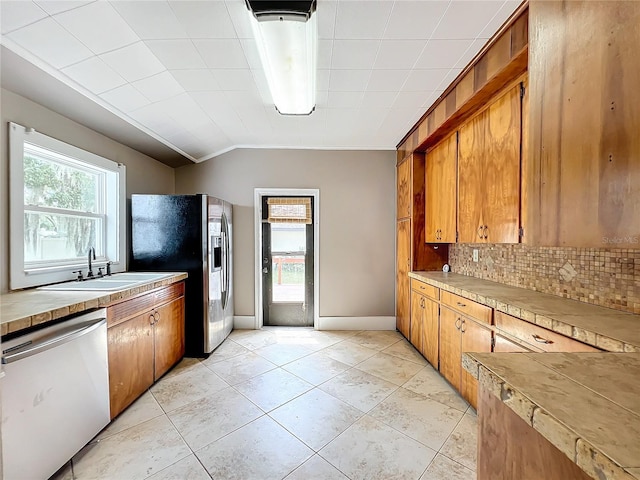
(248, 3), (317, 116)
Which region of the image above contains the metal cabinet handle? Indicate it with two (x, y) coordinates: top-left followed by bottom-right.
(150, 313), (156, 325)
(532, 334), (553, 344)
(477, 226), (484, 239)
(483, 225), (488, 239)
(155, 310), (160, 324)
(420, 298), (425, 308)
(456, 301), (467, 308)
(455, 317), (462, 330)
(460, 318), (466, 333)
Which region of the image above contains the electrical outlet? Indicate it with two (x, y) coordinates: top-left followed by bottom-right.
(472, 249), (479, 263)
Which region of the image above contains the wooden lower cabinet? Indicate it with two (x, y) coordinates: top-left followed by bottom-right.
(439, 306), (492, 409)
(410, 290), (424, 352)
(107, 282), (185, 419)
(422, 297), (439, 368)
(107, 313), (154, 419)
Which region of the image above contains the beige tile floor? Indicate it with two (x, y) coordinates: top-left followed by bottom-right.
(55, 328), (477, 480)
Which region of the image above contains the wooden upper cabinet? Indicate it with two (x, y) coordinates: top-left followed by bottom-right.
(528, 1), (640, 248)
(426, 132), (458, 243)
(458, 84), (522, 243)
(397, 159), (411, 220)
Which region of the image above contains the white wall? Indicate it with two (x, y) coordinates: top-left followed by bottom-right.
(175, 148), (396, 319)
(0, 88), (176, 293)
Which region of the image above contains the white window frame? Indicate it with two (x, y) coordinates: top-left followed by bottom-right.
(9, 122), (126, 289)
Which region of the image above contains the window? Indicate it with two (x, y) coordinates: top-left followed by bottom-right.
(9, 122), (126, 289)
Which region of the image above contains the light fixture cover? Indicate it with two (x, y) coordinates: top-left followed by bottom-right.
(248, 3), (317, 115)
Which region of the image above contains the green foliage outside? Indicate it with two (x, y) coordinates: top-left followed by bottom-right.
(272, 260), (305, 284)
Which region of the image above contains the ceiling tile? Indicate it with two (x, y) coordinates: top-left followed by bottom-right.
(62, 56), (126, 94)
(239, 38), (261, 70)
(331, 40), (379, 69)
(329, 70), (371, 92)
(415, 39), (474, 69)
(145, 39), (206, 69)
(169, 1), (236, 38)
(111, 1), (187, 39)
(225, 0), (253, 39)
(437, 68), (463, 91)
(318, 39), (333, 70)
(317, 0), (337, 39)
(393, 91), (434, 109)
(54, 2), (139, 54)
(317, 70), (330, 91)
(1, 1), (47, 35)
(454, 38), (487, 69)
(133, 71), (184, 103)
(383, 1), (450, 40)
(193, 39), (249, 69)
(403, 69), (450, 91)
(99, 84), (151, 113)
(315, 91), (329, 108)
(366, 70), (410, 92)
(35, 1), (92, 16)
(170, 69), (219, 92)
(374, 40), (427, 69)
(334, 1), (393, 39)
(158, 93), (211, 128)
(6, 17), (93, 68)
(224, 89), (263, 108)
(431, 1), (505, 40)
(362, 91), (398, 108)
(327, 91), (364, 108)
(479, 1), (521, 39)
(128, 102), (175, 133)
(210, 69), (255, 91)
(100, 42), (166, 82)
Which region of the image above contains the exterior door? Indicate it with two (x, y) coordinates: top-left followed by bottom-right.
(262, 196), (314, 326)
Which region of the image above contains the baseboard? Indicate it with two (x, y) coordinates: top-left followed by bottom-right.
(233, 316), (256, 329)
(316, 316), (396, 331)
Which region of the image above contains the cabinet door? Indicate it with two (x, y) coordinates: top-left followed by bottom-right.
(458, 110), (486, 243)
(460, 318), (492, 409)
(439, 306), (462, 390)
(397, 159), (411, 220)
(154, 296), (185, 380)
(396, 220), (411, 338)
(107, 313), (154, 419)
(422, 297), (439, 368)
(426, 132), (458, 243)
(410, 291), (424, 353)
(482, 85), (521, 243)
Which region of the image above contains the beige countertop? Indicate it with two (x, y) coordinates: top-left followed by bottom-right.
(409, 272), (640, 351)
(0, 272), (188, 336)
(464, 351), (640, 480)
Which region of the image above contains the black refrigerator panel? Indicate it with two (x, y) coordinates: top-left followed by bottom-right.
(130, 194), (206, 357)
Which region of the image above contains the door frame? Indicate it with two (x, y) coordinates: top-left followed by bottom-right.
(254, 188), (320, 329)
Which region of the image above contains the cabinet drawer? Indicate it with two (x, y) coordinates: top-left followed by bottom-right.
(107, 291), (155, 327)
(411, 279), (439, 300)
(155, 282), (185, 306)
(495, 312), (600, 353)
(493, 333), (535, 353)
(441, 291), (492, 325)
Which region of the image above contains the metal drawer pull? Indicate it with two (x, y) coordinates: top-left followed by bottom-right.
(532, 334), (553, 344)
(456, 302), (467, 307)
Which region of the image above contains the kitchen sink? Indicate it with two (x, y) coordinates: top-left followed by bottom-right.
(39, 272), (173, 291)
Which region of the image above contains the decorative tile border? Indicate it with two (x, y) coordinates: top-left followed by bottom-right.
(449, 245), (640, 314)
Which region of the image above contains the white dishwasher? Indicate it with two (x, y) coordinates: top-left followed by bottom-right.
(1, 309), (110, 480)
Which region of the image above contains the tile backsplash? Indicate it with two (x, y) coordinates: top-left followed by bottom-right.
(448, 244), (640, 314)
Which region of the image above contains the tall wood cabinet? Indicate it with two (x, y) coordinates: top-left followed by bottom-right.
(458, 84), (523, 243)
(396, 219), (411, 337)
(425, 132), (458, 243)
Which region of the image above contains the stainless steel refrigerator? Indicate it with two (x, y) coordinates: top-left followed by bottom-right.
(130, 194), (233, 357)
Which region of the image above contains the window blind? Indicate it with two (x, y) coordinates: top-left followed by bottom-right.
(267, 197), (312, 224)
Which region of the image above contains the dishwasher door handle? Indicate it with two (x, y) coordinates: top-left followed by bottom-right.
(1, 318), (106, 364)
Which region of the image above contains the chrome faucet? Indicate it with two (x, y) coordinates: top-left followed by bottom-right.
(87, 247), (96, 278)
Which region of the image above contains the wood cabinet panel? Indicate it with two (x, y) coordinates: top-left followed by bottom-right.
(107, 313), (154, 419)
(410, 279), (439, 300)
(410, 290), (424, 353)
(494, 334), (532, 353)
(460, 318), (492, 408)
(478, 387), (593, 480)
(426, 132), (457, 243)
(397, 158), (411, 220)
(495, 311), (600, 353)
(154, 296), (185, 380)
(422, 297), (439, 368)
(439, 306), (462, 389)
(441, 291), (492, 325)
(396, 220), (411, 338)
(528, 1), (640, 247)
(458, 84), (522, 243)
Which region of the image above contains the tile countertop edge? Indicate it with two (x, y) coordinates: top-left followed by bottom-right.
(409, 271), (640, 351)
(463, 352), (640, 480)
(0, 273), (188, 336)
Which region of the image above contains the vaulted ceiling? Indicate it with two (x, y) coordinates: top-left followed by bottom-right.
(1, 0), (520, 166)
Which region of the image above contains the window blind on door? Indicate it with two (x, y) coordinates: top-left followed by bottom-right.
(267, 197), (312, 224)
